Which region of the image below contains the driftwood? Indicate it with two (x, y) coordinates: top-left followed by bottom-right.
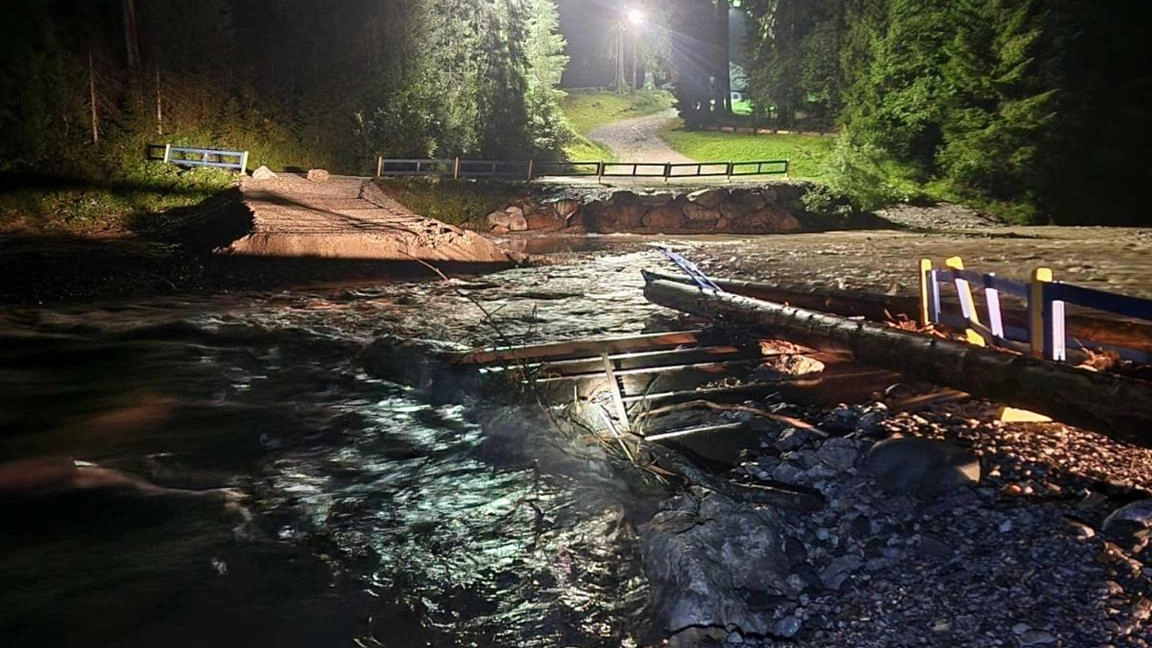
(645, 271), (1152, 355)
(640, 441), (824, 511)
(644, 278), (1152, 445)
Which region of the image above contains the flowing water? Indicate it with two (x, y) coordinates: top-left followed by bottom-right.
(0, 243), (680, 647)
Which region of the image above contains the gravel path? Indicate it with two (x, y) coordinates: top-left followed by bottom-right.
(587, 109), (696, 163)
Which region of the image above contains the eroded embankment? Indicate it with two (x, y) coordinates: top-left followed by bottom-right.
(389, 181), (888, 237)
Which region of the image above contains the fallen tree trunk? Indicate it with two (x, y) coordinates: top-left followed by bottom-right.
(644, 278), (1152, 445)
(645, 271), (1152, 355)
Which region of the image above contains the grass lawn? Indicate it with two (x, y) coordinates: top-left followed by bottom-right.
(660, 130), (837, 180)
(560, 89), (675, 161)
(0, 166), (236, 234)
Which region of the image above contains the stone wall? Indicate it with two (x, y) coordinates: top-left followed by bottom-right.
(486, 185), (810, 235)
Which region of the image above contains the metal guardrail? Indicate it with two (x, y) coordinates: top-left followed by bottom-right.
(163, 145), (248, 173)
(374, 157), (789, 181)
(920, 256), (1152, 362)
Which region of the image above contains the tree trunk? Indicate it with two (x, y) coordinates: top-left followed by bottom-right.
(714, 0), (731, 115)
(121, 0), (140, 68)
(644, 278), (1152, 445)
(154, 64), (163, 136)
(88, 49), (99, 145)
(644, 271), (1152, 356)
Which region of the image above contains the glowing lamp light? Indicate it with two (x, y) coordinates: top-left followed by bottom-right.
(627, 8), (645, 25)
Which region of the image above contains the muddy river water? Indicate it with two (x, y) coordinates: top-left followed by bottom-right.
(1, 225), (1149, 646)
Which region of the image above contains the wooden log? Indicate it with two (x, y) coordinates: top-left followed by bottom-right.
(644, 279), (1152, 444)
(645, 271), (1152, 355)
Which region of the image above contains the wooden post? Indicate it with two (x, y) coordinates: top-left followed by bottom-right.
(918, 259), (933, 327)
(664, 162), (671, 183)
(1030, 267), (1053, 359)
(526, 159), (535, 182)
(239, 151), (249, 174)
(985, 276), (1005, 340)
(597, 161), (604, 185)
(453, 157), (461, 181)
(946, 256), (986, 347)
(376, 156), (383, 178)
(162, 144), (172, 165)
(600, 353), (631, 433)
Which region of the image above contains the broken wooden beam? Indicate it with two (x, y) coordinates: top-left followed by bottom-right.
(644, 278), (1152, 444)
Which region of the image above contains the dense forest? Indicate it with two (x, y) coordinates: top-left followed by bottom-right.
(0, 0), (569, 177)
(0, 0), (1148, 226)
(735, 0), (1151, 224)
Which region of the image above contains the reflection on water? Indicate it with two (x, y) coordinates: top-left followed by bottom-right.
(0, 276), (654, 646)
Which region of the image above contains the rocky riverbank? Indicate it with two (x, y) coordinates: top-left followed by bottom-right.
(639, 393), (1152, 647)
(477, 183), (886, 236)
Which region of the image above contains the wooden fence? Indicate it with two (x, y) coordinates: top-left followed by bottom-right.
(374, 157), (789, 182)
(920, 256), (1152, 362)
(163, 145), (249, 173)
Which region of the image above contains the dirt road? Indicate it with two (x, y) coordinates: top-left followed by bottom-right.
(587, 109), (695, 163)
(229, 174), (511, 263)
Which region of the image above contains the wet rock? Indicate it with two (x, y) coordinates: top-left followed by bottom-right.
(864, 437), (981, 493)
(819, 405), (861, 433)
(306, 168), (331, 182)
(817, 438), (859, 471)
(773, 615), (803, 639)
(250, 165), (277, 181)
(775, 428), (814, 452)
(771, 462), (805, 484)
(1101, 499), (1152, 551)
(1019, 629), (1058, 645)
(642, 491), (790, 636)
(819, 554), (863, 591)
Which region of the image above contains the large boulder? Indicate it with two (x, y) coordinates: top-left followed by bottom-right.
(487, 206), (528, 232)
(863, 437), (981, 494)
(524, 207), (564, 232)
(583, 199), (647, 232)
(306, 168), (331, 183)
(642, 490), (791, 637)
(1101, 500), (1152, 552)
(250, 165), (277, 181)
(544, 198), (580, 223)
(642, 198), (688, 231)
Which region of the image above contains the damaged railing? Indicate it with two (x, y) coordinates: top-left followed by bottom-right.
(920, 256), (1152, 362)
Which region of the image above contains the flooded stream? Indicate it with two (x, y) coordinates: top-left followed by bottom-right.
(4, 224), (1149, 646)
(0, 243), (672, 647)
